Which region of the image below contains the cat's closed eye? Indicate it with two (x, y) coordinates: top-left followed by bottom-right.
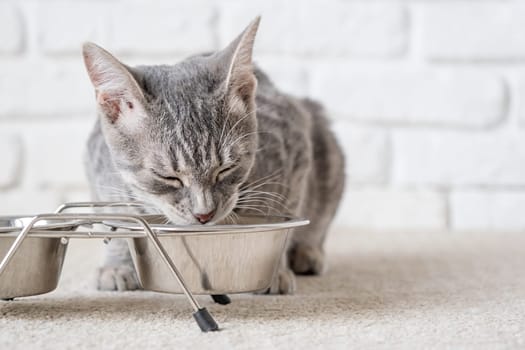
(215, 165), (237, 183)
(151, 169), (183, 188)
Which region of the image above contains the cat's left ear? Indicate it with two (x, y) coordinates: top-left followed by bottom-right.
(82, 42), (145, 128)
(218, 16), (260, 111)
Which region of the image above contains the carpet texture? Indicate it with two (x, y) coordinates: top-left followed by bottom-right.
(1, 229), (524, 349)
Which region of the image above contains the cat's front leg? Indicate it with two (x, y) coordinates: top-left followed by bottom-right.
(97, 238), (141, 291)
(270, 266), (296, 295)
(260, 253), (296, 295)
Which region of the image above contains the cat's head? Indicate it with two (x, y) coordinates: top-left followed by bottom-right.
(83, 18), (261, 224)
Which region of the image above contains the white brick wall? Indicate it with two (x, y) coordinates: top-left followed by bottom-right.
(0, 61), (94, 118)
(393, 130), (525, 186)
(37, 2), (109, 55)
(111, 2), (217, 55)
(334, 188), (446, 231)
(1, 0), (525, 232)
(421, 2), (525, 61)
(0, 3), (24, 54)
(0, 134), (22, 189)
(332, 123), (389, 184)
(451, 191), (525, 231)
(311, 67), (507, 127)
(219, 1), (407, 57)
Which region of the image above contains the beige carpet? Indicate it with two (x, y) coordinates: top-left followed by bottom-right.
(1, 229), (524, 349)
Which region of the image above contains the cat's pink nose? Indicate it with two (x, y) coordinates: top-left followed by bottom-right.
(194, 210), (215, 224)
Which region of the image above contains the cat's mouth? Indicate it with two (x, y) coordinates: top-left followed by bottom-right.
(159, 204), (231, 226)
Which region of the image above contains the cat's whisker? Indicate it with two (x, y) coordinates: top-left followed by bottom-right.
(236, 199), (273, 206)
(238, 202), (280, 216)
(238, 193), (286, 205)
(237, 196), (286, 207)
(227, 131), (266, 150)
(236, 197), (283, 211)
(222, 129), (277, 153)
(239, 192), (291, 210)
(239, 169), (283, 191)
(237, 193), (285, 203)
(224, 210), (240, 225)
(236, 200), (284, 215)
(240, 189), (287, 202)
(231, 211), (240, 224)
(219, 110), (256, 151)
(218, 102), (235, 148)
(237, 197), (291, 214)
(241, 180), (289, 192)
(234, 204), (267, 215)
(219, 109), (254, 151)
(235, 204), (262, 210)
(219, 94), (244, 142)
(241, 173), (281, 187)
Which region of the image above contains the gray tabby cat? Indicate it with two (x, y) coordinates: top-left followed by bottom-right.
(82, 17), (344, 294)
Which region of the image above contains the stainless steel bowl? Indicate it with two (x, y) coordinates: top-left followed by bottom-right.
(0, 217), (79, 299)
(107, 215), (309, 295)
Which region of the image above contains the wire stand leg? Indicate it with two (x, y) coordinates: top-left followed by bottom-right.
(137, 218), (219, 332)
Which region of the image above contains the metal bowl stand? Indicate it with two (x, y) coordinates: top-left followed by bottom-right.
(0, 202), (224, 332)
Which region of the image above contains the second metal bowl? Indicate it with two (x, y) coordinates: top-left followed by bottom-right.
(0, 217), (79, 299)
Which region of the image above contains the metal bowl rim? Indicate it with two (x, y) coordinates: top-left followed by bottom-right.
(103, 213), (310, 234)
(0, 216), (85, 233)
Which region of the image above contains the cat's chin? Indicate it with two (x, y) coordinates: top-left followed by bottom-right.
(164, 212), (216, 226)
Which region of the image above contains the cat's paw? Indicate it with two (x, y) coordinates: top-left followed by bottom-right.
(258, 267), (296, 295)
(97, 264), (141, 291)
(289, 244), (325, 275)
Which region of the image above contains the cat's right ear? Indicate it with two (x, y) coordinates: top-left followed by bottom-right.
(218, 17), (260, 112)
(82, 42), (145, 127)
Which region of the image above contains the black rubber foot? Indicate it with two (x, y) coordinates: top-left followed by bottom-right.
(211, 294), (231, 305)
(1, 298), (14, 301)
(193, 307), (219, 332)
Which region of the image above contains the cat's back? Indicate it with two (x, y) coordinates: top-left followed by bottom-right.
(253, 65), (336, 150)
(253, 67), (314, 136)
(252, 65), (345, 215)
